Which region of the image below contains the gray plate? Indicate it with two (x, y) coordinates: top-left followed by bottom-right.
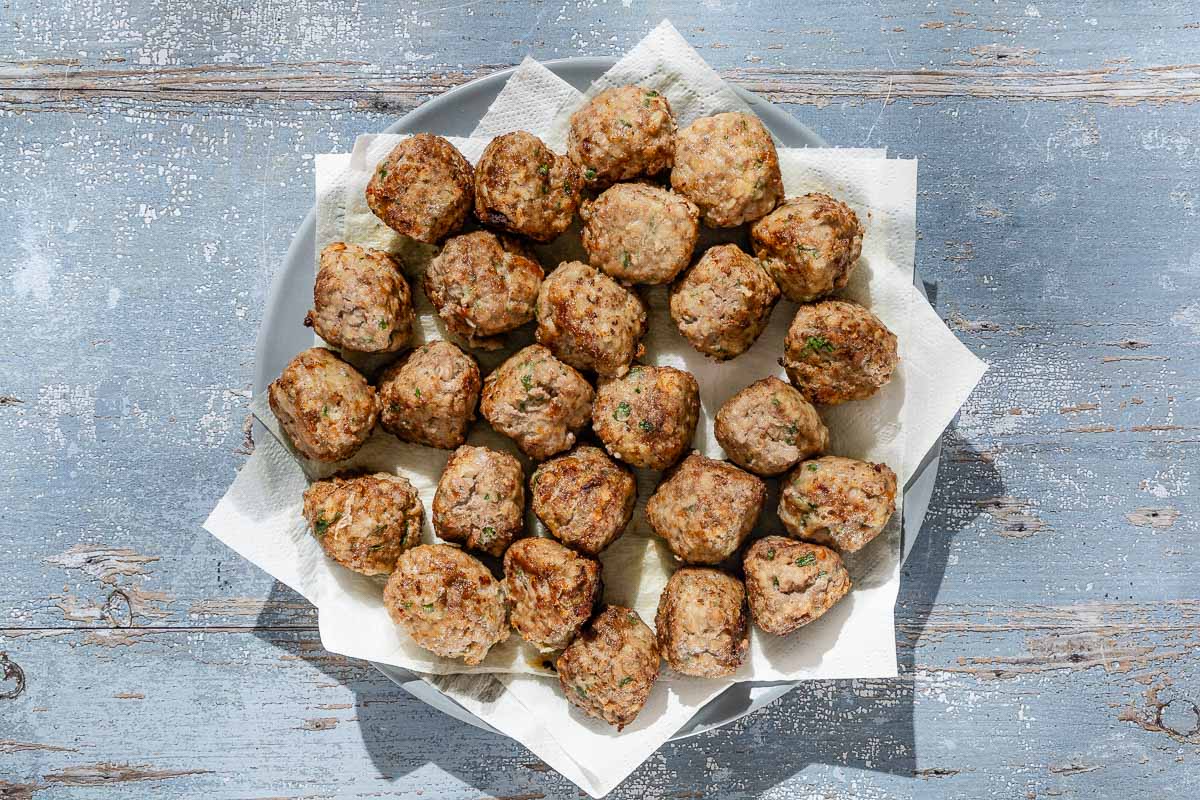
(253, 57), (939, 742)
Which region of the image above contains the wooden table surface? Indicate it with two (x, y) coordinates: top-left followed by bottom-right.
(3, 2), (1198, 797)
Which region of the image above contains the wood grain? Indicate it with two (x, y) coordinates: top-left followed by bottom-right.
(1, 0), (1198, 797)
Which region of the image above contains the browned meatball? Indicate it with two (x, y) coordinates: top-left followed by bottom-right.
(383, 544), (509, 665)
(504, 537), (602, 651)
(782, 300), (899, 405)
(268, 347), (378, 462)
(535, 261), (647, 378)
(530, 446), (636, 556)
(432, 445), (525, 557)
(424, 231), (544, 350)
(567, 85), (676, 188)
(378, 341), (480, 450)
(645, 453), (766, 564)
(669, 244), (780, 360)
(556, 606), (660, 730)
(474, 131), (581, 242)
(304, 242), (414, 354)
(302, 472), (424, 576)
(592, 366), (699, 470)
(655, 568), (748, 677)
(579, 183), (699, 285)
(751, 193), (864, 303)
(480, 345), (595, 461)
(714, 376), (829, 476)
(743, 536), (851, 635)
(779, 456), (897, 553)
(670, 112), (783, 228)
(365, 134), (474, 244)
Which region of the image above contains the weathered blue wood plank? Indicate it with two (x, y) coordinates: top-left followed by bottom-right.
(1, 2), (1198, 798)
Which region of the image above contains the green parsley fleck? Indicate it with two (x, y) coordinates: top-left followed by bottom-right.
(483, 493), (490, 501)
(622, 251), (632, 268)
(414, 387), (422, 398)
(807, 463), (820, 472)
(614, 401), (631, 420)
(583, 167), (597, 181)
(520, 372), (533, 391)
(537, 164), (549, 176)
(802, 336), (835, 355)
(388, 402), (402, 413)
(795, 244), (819, 257)
(772, 575), (780, 588)
(403, 601), (412, 609)
(618, 118), (633, 127)
(321, 405), (330, 418)
(795, 552), (817, 567)
(638, 419), (655, 433)
(480, 526), (496, 540)
(619, 676), (634, 686)
(313, 513), (332, 537)
(645, 89), (660, 97)
(377, 166), (388, 178)
(562, 180), (572, 195)
(771, 396), (782, 407)
(766, 547), (776, 560)
(378, 318), (389, 330)
(575, 685), (588, 698)
(627, 612), (639, 624)
(423, 603), (435, 612)
(817, 570), (829, 578)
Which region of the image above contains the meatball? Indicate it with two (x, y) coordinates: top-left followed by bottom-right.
(365, 133), (474, 244)
(751, 193), (864, 303)
(302, 472), (424, 576)
(530, 446), (637, 556)
(535, 261), (647, 378)
(655, 568), (748, 677)
(592, 366), (699, 470)
(474, 131), (581, 242)
(567, 85), (676, 188)
(383, 544), (509, 665)
(556, 606), (660, 730)
(670, 112), (783, 228)
(779, 456), (897, 553)
(378, 341), (480, 450)
(480, 345), (595, 461)
(432, 445), (525, 557)
(669, 244), (780, 360)
(424, 231), (543, 350)
(782, 299), (899, 405)
(714, 376), (829, 476)
(504, 537), (602, 651)
(268, 347), (378, 462)
(743, 536), (851, 636)
(645, 453), (766, 564)
(579, 183), (699, 285)
(304, 242), (414, 354)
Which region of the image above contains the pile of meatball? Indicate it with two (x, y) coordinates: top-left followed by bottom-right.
(269, 85), (901, 731)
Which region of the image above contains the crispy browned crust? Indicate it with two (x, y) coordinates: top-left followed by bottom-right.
(530, 446), (636, 555)
(567, 85), (676, 188)
(267, 347), (378, 462)
(655, 567), (749, 677)
(669, 243), (780, 360)
(781, 299), (899, 405)
(535, 261), (647, 378)
(503, 537), (602, 651)
(365, 133), (474, 244)
(378, 341), (480, 450)
(302, 471), (424, 575)
(592, 365), (699, 470)
(474, 131), (581, 242)
(556, 606), (660, 729)
(431, 445), (526, 557)
(751, 193), (864, 303)
(779, 456), (897, 553)
(743, 536), (850, 635)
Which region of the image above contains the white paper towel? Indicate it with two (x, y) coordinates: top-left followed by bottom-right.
(205, 20), (988, 797)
